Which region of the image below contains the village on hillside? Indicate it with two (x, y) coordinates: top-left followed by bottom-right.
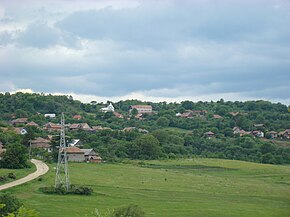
(0, 93), (289, 165)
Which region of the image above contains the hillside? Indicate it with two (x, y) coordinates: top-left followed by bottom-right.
(0, 92), (289, 165)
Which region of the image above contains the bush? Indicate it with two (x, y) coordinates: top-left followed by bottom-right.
(8, 173), (16, 179)
(112, 204), (145, 217)
(0, 176), (7, 182)
(70, 185), (93, 195)
(39, 185), (93, 195)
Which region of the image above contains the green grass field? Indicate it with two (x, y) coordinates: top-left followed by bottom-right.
(4, 158), (290, 217)
(0, 162), (35, 184)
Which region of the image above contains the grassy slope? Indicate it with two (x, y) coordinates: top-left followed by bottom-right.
(4, 159), (290, 217)
(0, 162), (36, 185)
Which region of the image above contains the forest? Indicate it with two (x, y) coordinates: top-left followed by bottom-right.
(0, 92), (289, 167)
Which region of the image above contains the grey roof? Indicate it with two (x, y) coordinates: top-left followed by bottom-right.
(81, 149), (94, 156)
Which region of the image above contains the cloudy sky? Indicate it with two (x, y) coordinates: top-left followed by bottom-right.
(0, 0), (289, 104)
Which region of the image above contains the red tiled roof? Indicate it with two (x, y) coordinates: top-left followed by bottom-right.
(204, 131), (215, 135)
(213, 114), (222, 119)
(31, 137), (50, 143)
(11, 118), (28, 123)
(45, 122), (61, 129)
(26, 121), (39, 127)
(113, 112), (123, 118)
(73, 115), (82, 119)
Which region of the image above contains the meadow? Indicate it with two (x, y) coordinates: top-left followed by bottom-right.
(4, 158), (290, 217)
(0, 162), (35, 184)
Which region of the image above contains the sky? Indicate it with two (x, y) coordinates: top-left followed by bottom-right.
(0, 0), (289, 105)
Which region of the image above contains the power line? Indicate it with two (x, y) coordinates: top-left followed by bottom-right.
(55, 112), (70, 190)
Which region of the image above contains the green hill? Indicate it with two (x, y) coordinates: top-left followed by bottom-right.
(0, 92), (290, 164)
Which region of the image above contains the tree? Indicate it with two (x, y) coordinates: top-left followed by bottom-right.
(261, 153), (276, 164)
(181, 101), (194, 110)
(131, 108), (138, 117)
(130, 135), (162, 159)
(156, 117), (169, 127)
(260, 143), (275, 154)
(0, 193), (22, 216)
(0, 144), (28, 169)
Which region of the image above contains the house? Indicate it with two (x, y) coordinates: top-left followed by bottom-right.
(123, 127), (136, 132)
(69, 123), (80, 131)
(233, 127), (242, 134)
(91, 126), (112, 131)
(101, 103), (115, 112)
(229, 112), (239, 116)
(73, 115), (82, 120)
(0, 142), (5, 156)
(278, 129), (290, 140)
(69, 123), (91, 131)
(213, 114), (222, 119)
(178, 112), (193, 118)
(79, 123), (92, 131)
(135, 113), (143, 119)
(113, 112), (124, 119)
(232, 127), (252, 137)
(65, 147), (85, 162)
(177, 110), (207, 118)
(14, 127), (27, 135)
(254, 124), (264, 128)
(252, 130), (264, 138)
(68, 139), (82, 147)
(31, 137), (52, 152)
(44, 114), (56, 118)
(81, 149), (102, 163)
(129, 105), (153, 114)
(11, 118), (28, 126)
(204, 131), (215, 138)
(138, 128), (149, 134)
(44, 122), (61, 132)
(268, 131), (278, 139)
(191, 110), (208, 116)
(26, 121), (39, 127)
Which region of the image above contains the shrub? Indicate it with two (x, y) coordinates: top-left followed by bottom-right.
(0, 176), (7, 182)
(112, 204), (145, 217)
(8, 173), (16, 179)
(40, 185), (93, 195)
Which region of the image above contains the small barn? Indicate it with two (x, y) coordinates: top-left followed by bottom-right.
(81, 149), (102, 163)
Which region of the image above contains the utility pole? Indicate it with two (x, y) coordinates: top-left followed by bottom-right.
(55, 112), (70, 191)
(29, 139), (32, 160)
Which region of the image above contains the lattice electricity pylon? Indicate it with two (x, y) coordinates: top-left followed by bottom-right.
(55, 112), (70, 191)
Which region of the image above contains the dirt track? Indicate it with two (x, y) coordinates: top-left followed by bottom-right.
(0, 159), (49, 191)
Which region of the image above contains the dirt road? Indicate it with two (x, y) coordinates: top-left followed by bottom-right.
(0, 159), (49, 191)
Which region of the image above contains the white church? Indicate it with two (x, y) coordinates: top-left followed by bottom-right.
(100, 103), (115, 112)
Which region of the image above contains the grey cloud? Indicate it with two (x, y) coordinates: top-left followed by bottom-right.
(0, 0), (289, 104)
(56, 2), (290, 46)
(0, 31), (13, 45)
(17, 22), (60, 48)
